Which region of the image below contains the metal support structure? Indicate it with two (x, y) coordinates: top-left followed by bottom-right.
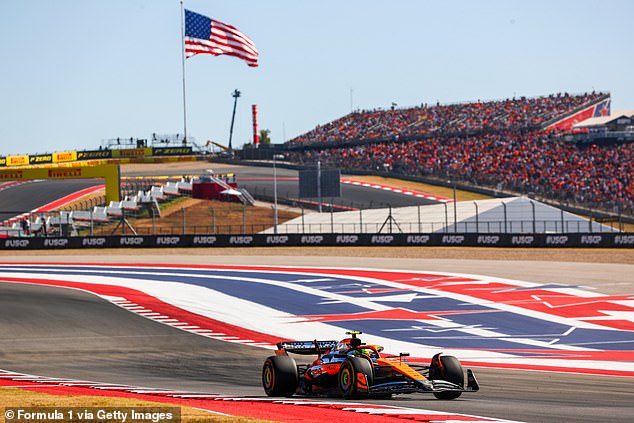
(301, 206), (305, 233)
(378, 206), (403, 234)
(560, 209), (565, 233)
(452, 182), (457, 232)
(330, 201), (334, 233)
(110, 210), (136, 236)
(317, 160), (323, 213)
(473, 201), (479, 233)
(417, 205), (421, 233)
(530, 200), (536, 233)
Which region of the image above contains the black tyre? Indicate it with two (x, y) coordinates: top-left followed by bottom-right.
(262, 355), (298, 397)
(429, 353), (464, 400)
(338, 356), (374, 399)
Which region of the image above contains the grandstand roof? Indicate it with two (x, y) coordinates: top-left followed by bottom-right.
(574, 110), (634, 128)
(263, 197), (616, 234)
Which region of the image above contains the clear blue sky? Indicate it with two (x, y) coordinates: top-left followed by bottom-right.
(1, 0), (633, 156)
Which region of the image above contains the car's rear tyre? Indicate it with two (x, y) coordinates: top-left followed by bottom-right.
(338, 356), (374, 399)
(262, 356), (298, 397)
(430, 353), (464, 400)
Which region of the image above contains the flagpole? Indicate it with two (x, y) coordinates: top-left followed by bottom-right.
(180, 0), (188, 144)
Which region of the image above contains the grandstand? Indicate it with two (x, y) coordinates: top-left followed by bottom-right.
(283, 92), (633, 217)
(287, 92), (608, 145)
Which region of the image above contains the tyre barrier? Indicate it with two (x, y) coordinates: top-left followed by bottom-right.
(1, 232), (633, 250)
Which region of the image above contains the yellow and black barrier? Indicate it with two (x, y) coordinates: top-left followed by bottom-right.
(0, 164), (120, 203)
(1, 146), (195, 168)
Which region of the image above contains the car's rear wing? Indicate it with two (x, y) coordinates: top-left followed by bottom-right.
(276, 340), (338, 355)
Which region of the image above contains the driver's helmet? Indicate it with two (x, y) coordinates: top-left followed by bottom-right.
(336, 338), (352, 354)
(354, 348), (372, 357)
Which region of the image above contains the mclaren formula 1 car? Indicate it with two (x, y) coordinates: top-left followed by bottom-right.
(262, 331), (479, 399)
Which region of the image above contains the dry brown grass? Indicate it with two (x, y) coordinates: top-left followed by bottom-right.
(0, 388), (269, 423)
(86, 197), (300, 236)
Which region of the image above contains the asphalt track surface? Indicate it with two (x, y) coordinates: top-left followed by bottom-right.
(0, 179), (98, 222)
(1, 255), (633, 423)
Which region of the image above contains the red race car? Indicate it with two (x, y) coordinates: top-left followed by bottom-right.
(262, 331), (479, 399)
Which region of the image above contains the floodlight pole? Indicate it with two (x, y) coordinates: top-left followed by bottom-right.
(228, 89), (241, 152)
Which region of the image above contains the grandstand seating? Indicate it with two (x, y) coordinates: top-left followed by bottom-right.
(288, 92), (607, 145)
(287, 92), (632, 215)
(163, 181), (182, 196)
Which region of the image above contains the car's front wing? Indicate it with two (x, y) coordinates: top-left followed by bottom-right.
(368, 369), (480, 395)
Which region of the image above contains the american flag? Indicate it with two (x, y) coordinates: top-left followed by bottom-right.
(184, 9), (258, 67)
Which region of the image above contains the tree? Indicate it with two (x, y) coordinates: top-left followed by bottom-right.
(259, 129), (271, 145)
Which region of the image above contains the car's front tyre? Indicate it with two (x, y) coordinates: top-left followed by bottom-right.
(430, 353), (464, 400)
(338, 356), (374, 399)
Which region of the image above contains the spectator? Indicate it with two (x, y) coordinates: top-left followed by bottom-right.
(286, 91), (631, 214)
(288, 92), (606, 145)
(290, 133), (633, 214)
(39, 215), (47, 237)
(20, 218), (30, 236)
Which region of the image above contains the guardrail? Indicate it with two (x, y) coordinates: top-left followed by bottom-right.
(1, 232), (633, 250)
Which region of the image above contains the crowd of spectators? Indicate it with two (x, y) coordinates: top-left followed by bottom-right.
(285, 91), (631, 214)
(290, 133), (633, 214)
(288, 92), (607, 145)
